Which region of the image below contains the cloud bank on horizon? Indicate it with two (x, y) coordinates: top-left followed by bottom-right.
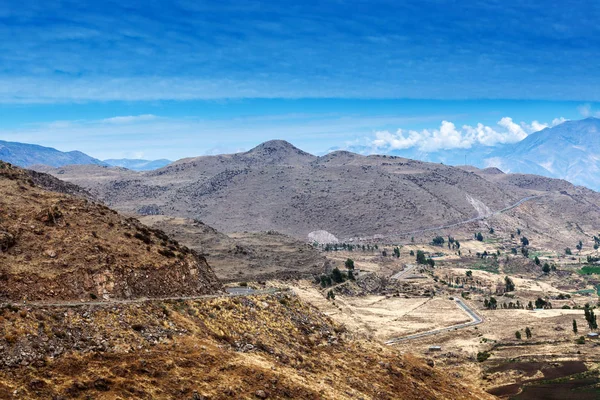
(365, 117), (567, 153)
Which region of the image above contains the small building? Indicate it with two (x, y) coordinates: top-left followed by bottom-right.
(428, 346), (442, 352)
(587, 332), (599, 339)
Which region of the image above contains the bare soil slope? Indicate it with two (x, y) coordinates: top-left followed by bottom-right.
(0, 161), (221, 302)
(138, 216), (328, 281)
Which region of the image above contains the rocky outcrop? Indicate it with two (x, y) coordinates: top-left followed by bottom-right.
(0, 161), (221, 302)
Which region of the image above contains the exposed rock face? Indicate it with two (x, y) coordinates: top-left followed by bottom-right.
(0, 161), (221, 302)
(308, 230), (339, 244)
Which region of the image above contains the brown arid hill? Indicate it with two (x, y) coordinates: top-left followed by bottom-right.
(0, 161), (221, 302)
(35, 140), (600, 250)
(0, 293), (492, 399)
(138, 216), (329, 282)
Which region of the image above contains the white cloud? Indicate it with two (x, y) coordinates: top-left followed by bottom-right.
(367, 116), (567, 153)
(101, 114), (157, 124)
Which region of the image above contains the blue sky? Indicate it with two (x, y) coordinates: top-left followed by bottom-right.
(1, 0), (600, 159)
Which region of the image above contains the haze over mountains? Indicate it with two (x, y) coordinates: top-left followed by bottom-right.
(352, 118), (600, 191)
(3, 118), (600, 190)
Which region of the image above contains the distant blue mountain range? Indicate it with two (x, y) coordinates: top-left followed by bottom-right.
(103, 158), (172, 171)
(0, 140), (171, 171)
(0, 140), (106, 168)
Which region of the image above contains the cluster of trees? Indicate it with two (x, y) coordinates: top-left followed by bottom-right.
(484, 297), (553, 310)
(484, 297), (498, 309)
(476, 250), (500, 259)
(318, 266), (355, 288)
(322, 243), (378, 252)
(594, 235), (600, 250)
(447, 236), (460, 250)
(584, 305), (598, 330)
(515, 327), (532, 340)
(431, 236), (445, 246)
(416, 250), (435, 267)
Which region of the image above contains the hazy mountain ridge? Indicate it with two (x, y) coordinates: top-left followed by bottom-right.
(103, 158), (172, 171)
(0, 140), (106, 168)
(484, 117), (600, 190)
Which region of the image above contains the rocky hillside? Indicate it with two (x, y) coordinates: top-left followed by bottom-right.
(0, 293), (491, 399)
(0, 161), (221, 302)
(38, 140), (600, 246)
(138, 216), (329, 282)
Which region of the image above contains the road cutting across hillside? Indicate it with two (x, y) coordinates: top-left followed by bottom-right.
(344, 195), (543, 243)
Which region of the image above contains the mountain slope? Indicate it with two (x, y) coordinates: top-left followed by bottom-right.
(484, 118), (600, 190)
(37, 139), (600, 251)
(103, 158), (172, 171)
(0, 140), (105, 168)
(0, 161), (221, 301)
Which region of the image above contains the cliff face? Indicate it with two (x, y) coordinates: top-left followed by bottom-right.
(0, 161), (221, 302)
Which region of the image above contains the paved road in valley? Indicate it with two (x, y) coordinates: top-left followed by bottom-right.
(390, 264), (417, 280)
(385, 298), (483, 345)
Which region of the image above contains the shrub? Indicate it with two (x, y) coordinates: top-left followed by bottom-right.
(477, 351), (491, 362)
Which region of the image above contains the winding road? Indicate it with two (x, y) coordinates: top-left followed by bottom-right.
(1, 288), (285, 309)
(344, 195), (542, 243)
(385, 298), (483, 345)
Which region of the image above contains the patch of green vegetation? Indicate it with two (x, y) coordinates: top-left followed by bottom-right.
(578, 266), (600, 275)
(572, 289), (596, 295)
(469, 260), (500, 274)
(528, 250), (555, 259)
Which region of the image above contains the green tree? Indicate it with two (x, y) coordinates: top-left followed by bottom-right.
(393, 247), (400, 258)
(466, 270), (472, 277)
(504, 276), (515, 292)
(345, 258), (355, 270)
(521, 236), (529, 246)
(416, 250), (427, 265)
(565, 247), (572, 255)
(331, 268), (344, 284)
(476, 232), (484, 241)
(525, 327), (532, 339)
(489, 227), (495, 234)
(515, 331), (521, 340)
(348, 270), (355, 280)
(534, 256), (540, 265)
(542, 263), (551, 274)
(573, 319), (578, 334)
(427, 258), (435, 267)
(431, 236), (445, 246)
(326, 290), (335, 300)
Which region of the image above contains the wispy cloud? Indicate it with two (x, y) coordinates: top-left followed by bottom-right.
(578, 103), (600, 118)
(101, 114), (157, 124)
(1, 1), (600, 102)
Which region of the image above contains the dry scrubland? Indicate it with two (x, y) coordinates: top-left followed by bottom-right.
(0, 294), (491, 399)
(0, 161), (494, 399)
